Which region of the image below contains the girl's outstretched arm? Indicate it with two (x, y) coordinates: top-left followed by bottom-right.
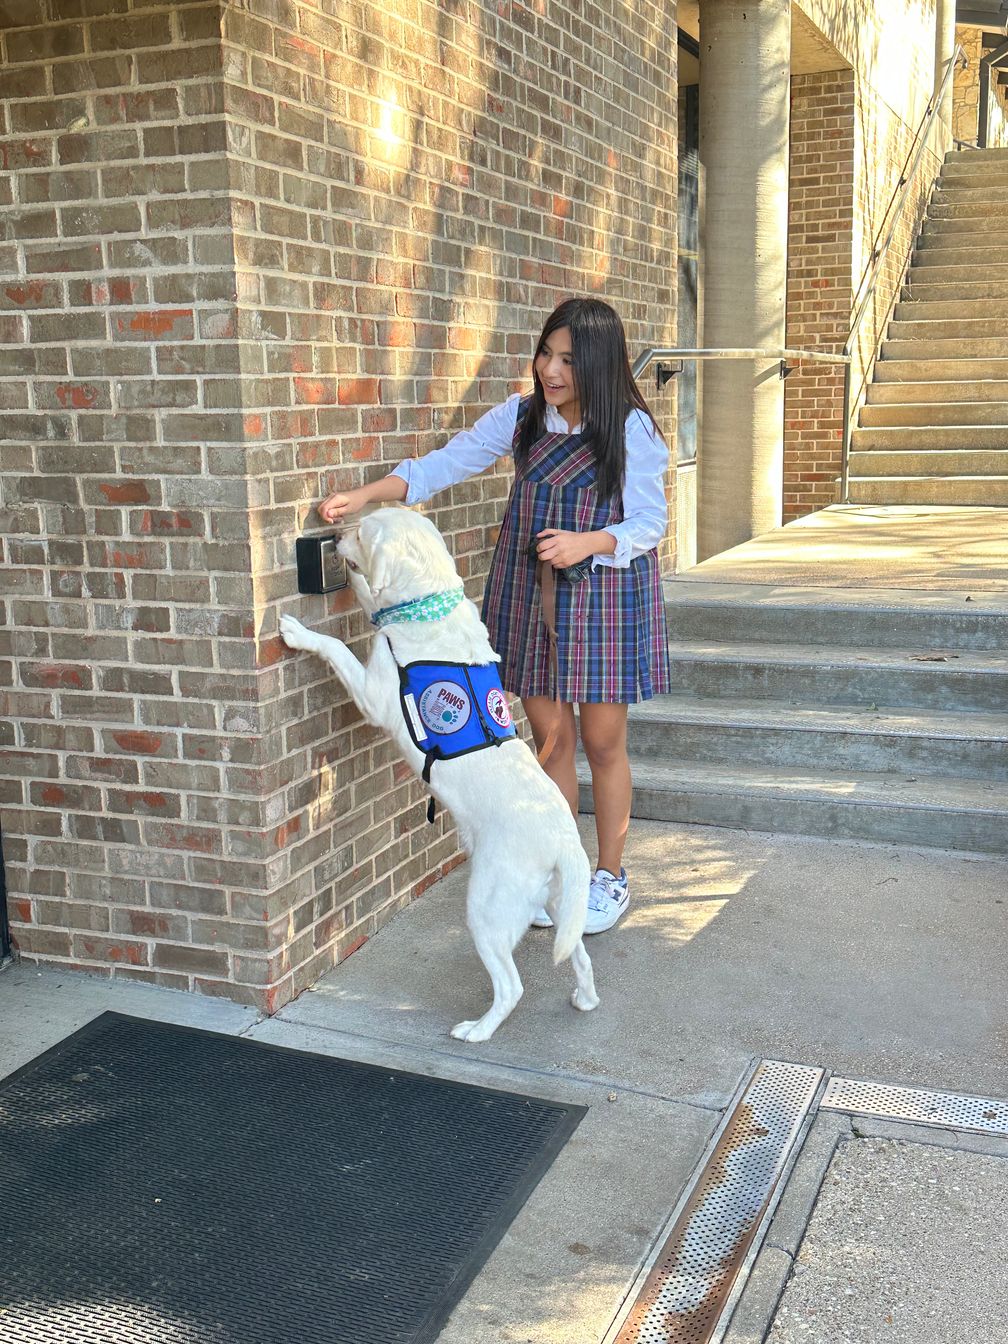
(390, 393), (521, 505)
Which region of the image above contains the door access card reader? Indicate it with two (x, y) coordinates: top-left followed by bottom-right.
(296, 534), (348, 595)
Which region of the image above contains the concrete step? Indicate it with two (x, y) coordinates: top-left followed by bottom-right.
(624, 695), (1008, 779)
(933, 181), (1008, 198)
(916, 230), (1007, 251)
(662, 582), (1008, 652)
(939, 170), (1008, 191)
(846, 475), (1008, 505)
(942, 147), (1008, 167)
(851, 424), (1008, 450)
(866, 380), (1008, 406)
(848, 448), (1008, 476)
(941, 158), (1008, 178)
(887, 317), (1007, 341)
(903, 260), (1008, 285)
(874, 357), (1008, 382)
(912, 246), (1008, 266)
(902, 278), (1008, 302)
(577, 758), (1008, 854)
(894, 297), (1008, 321)
(882, 337), (1008, 360)
(662, 639), (1007, 712)
(923, 215), (1008, 236)
(929, 198), (1008, 219)
(859, 400), (1008, 426)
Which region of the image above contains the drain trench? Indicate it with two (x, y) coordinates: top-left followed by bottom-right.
(604, 1060), (823, 1344)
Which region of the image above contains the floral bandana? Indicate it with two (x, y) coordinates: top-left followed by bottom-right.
(371, 586), (465, 630)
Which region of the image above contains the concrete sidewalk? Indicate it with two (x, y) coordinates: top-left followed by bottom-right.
(3, 817), (1007, 1342)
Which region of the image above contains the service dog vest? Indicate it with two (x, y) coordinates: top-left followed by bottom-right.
(397, 660), (517, 822)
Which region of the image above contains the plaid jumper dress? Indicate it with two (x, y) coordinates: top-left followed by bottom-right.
(481, 401), (672, 704)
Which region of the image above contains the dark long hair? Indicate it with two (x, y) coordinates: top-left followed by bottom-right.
(516, 297), (658, 504)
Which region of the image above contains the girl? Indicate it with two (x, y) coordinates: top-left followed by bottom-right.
(319, 297), (671, 934)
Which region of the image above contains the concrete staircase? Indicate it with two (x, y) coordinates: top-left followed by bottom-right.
(578, 584), (1008, 854)
(849, 146), (1008, 505)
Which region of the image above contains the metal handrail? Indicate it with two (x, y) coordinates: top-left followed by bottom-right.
(839, 43), (966, 501)
(633, 346), (849, 382)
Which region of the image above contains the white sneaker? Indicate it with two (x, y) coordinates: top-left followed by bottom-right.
(530, 907), (553, 928)
(583, 867), (629, 935)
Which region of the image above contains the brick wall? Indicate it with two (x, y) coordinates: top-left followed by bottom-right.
(0, 0), (678, 1010)
(784, 69), (855, 521)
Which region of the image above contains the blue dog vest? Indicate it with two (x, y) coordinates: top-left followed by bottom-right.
(397, 659), (517, 822)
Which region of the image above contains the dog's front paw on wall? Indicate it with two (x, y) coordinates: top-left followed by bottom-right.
(279, 614), (317, 652)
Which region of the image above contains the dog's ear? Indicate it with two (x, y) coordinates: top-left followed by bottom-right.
(359, 511), (407, 608)
(367, 547), (396, 608)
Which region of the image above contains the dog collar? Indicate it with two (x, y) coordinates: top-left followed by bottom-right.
(371, 586), (465, 629)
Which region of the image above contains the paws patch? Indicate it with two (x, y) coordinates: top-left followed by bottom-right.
(418, 680), (471, 735)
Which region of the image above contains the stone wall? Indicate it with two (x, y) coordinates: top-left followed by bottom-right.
(954, 25), (1008, 148)
(0, 0), (678, 1010)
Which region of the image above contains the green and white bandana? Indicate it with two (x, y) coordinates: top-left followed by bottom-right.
(371, 586), (465, 630)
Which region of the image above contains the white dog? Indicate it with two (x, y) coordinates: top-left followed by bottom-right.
(279, 506), (599, 1042)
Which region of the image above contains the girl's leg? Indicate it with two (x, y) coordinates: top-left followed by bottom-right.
(521, 695), (579, 815)
(578, 701), (631, 875)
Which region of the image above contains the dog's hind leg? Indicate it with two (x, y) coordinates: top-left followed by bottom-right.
(569, 940), (599, 1013)
(450, 931), (522, 1043)
(451, 871), (525, 1043)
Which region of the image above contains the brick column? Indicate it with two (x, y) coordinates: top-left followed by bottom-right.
(783, 69), (855, 521)
(1, 0), (678, 1011)
(0, 3), (266, 995)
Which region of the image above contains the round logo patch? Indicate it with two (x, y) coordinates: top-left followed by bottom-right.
(485, 687), (512, 730)
(418, 680), (471, 735)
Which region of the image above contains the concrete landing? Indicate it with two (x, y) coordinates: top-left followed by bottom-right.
(764, 1136), (1008, 1344)
(680, 505), (1008, 592)
(3, 817), (1007, 1342)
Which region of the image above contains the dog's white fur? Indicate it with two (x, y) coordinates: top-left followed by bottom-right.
(280, 506), (599, 1042)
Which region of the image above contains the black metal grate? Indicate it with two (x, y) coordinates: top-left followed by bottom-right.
(0, 1012), (584, 1344)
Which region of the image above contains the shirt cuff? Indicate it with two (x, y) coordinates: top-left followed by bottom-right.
(591, 526), (632, 569)
(390, 461), (425, 506)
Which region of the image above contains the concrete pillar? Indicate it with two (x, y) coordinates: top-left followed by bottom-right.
(697, 0), (791, 560)
(934, 0), (957, 139)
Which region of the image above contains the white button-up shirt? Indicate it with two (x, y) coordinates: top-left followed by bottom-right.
(390, 392), (669, 568)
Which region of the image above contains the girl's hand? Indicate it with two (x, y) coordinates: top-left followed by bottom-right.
(318, 489), (366, 525)
(536, 529), (592, 569)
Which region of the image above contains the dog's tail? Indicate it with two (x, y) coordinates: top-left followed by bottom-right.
(551, 843), (591, 966)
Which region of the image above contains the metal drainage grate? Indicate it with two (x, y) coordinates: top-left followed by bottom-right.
(821, 1076), (1008, 1136)
(606, 1060), (823, 1344)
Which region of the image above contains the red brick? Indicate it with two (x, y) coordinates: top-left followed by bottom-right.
(337, 377), (379, 406)
(111, 730), (163, 755)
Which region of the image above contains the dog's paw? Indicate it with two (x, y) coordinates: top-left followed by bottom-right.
(279, 614), (316, 652)
(571, 986), (600, 1013)
(450, 1017), (496, 1043)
